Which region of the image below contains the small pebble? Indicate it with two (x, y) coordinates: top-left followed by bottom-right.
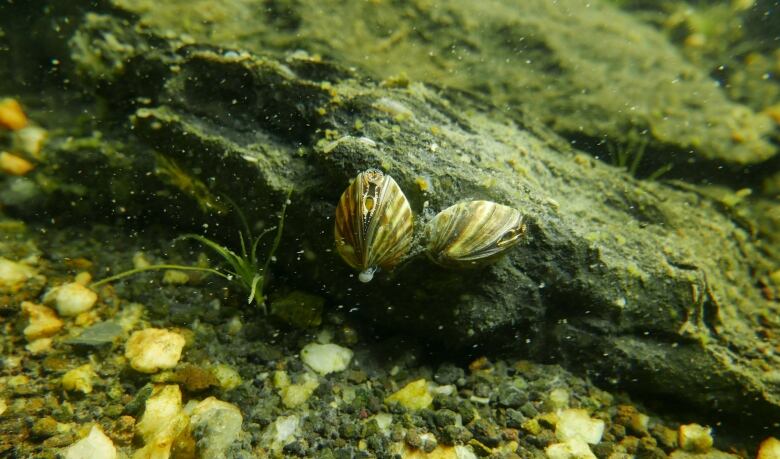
(135, 385), (187, 458)
(62, 425), (117, 459)
(279, 372), (319, 408)
(12, 125), (47, 158)
(49, 282), (98, 317)
(74, 271), (92, 285)
(385, 379), (433, 411)
(548, 388), (570, 411)
(31, 416), (59, 438)
(758, 437), (780, 459)
(546, 438), (596, 459)
(62, 364), (96, 394)
(0, 257), (38, 291)
(0, 98), (28, 130)
(225, 316), (243, 335)
(170, 364), (219, 392)
(21, 301), (63, 341)
(262, 415), (299, 452)
(210, 364), (242, 390)
(300, 342), (353, 375)
(651, 424), (678, 450)
(678, 423), (713, 453)
(434, 363), (465, 385)
(496, 381), (528, 408)
(125, 328), (185, 373)
(190, 397), (244, 459)
(26, 337), (54, 354)
(0, 151), (34, 176)
(556, 409), (605, 445)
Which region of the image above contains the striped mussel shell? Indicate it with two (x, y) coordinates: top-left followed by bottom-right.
(334, 169), (414, 282)
(425, 200), (526, 268)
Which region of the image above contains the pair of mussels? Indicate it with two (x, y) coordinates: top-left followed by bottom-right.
(334, 169), (527, 282)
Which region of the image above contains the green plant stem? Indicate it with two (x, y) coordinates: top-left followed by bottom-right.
(647, 163), (674, 181)
(90, 264), (229, 289)
(254, 189), (293, 314)
(262, 190), (292, 283)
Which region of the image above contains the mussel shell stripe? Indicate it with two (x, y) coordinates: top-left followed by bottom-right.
(426, 200), (525, 268)
(334, 170), (414, 272)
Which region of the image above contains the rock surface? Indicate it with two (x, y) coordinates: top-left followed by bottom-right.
(0, 0), (778, 437)
(110, 0), (778, 169)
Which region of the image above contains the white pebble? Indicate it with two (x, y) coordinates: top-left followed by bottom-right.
(63, 425), (117, 459)
(0, 257), (38, 290)
(555, 409), (605, 445)
(135, 385), (188, 459)
(125, 328), (185, 373)
(53, 282), (98, 316)
(262, 415), (299, 452)
(545, 439), (596, 459)
(300, 342), (353, 375)
(679, 423), (713, 453)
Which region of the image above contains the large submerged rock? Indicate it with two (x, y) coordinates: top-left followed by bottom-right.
(1, 0), (779, 434)
(113, 0), (778, 169)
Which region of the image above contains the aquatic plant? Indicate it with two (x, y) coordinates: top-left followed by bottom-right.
(607, 133), (649, 177)
(91, 192), (291, 314)
(605, 132), (673, 180)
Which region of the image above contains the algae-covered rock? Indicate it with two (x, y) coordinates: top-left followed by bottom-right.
(109, 0), (778, 169)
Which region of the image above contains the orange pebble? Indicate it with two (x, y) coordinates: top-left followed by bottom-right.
(0, 98), (28, 131)
(0, 151), (35, 176)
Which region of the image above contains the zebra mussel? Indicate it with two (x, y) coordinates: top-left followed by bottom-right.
(334, 169), (414, 283)
(424, 200), (526, 269)
(334, 169), (526, 281)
